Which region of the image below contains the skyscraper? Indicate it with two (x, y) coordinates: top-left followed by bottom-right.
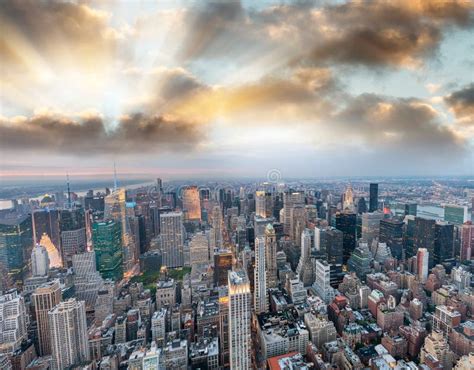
(255, 191), (266, 218)
(254, 236), (267, 314)
(159, 212), (184, 268)
(59, 208), (86, 266)
(369, 183), (378, 212)
(211, 206), (223, 249)
(379, 218), (404, 260)
(265, 223), (278, 288)
(444, 205), (468, 225)
(92, 220), (123, 281)
(214, 250), (233, 287)
(31, 243), (49, 277)
(335, 212), (357, 264)
(48, 299), (90, 370)
(32, 280), (61, 356)
(417, 248), (429, 283)
(104, 188), (135, 272)
(460, 221), (473, 261)
(182, 186), (201, 221)
(414, 217), (436, 268)
(228, 270), (251, 370)
(72, 251), (104, 309)
(434, 221), (454, 266)
(0, 290), (28, 354)
(0, 214), (33, 280)
(361, 211), (383, 245)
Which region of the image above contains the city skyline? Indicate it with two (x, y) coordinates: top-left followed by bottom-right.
(1, 0), (473, 179)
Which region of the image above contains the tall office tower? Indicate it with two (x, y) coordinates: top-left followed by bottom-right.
(0, 290), (28, 354)
(211, 206), (223, 249)
(369, 183), (378, 212)
(59, 208), (87, 266)
(49, 299), (90, 370)
(32, 280), (61, 356)
(92, 220), (123, 281)
(32, 209), (60, 247)
(228, 270), (251, 370)
(343, 185), (354, 211)
(335, 212), (357, 264)
(460, 221), (473, 261)
(318, 227), (344, 265)
(31, 243), (49, 276)
(361, 212), (384, 245)
(155, 178), (163, 207)
(160, 212), (184, 268)
(297, 228), (312, 275)
(283, 191), (304, 235)
(444, 205), (468, 225)
(72, 251), (104, 309)
(434, 221), (454, 266)
(414, 217), (436, 268)
(254, 236), (267, 314)
(290, 205), (306, 246)
(104, 188), (135, 272)
(0, 214), (33, 280)
(417, 248), (429, 283)
(190, 231), (211, 265)
(265, 223), (278, 288)
(182, 186), (201, 221)
(214, 250), (233, 287)
(357, 197), (367, 214)
(347, 242), (373, 279)
(313, 260), (335, 304)
(404, 215), (416, 257)
(255, 191), (266, 218)
(218, 287), (230, 367)
(379, 218), (404, 260)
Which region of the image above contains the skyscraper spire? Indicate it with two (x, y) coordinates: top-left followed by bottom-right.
(67, 172), (71, 209)
(113, 162), (118, 192)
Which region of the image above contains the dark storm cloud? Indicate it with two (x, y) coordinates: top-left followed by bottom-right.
(0, 112), (204, 155)
(444, 83), (474, 123)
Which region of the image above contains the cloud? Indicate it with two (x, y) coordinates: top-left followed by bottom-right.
(444, 83), (474, 124)
(332, 94), (466, 157)
(173, 0), (474, 69)
(0, 111), (204, 155)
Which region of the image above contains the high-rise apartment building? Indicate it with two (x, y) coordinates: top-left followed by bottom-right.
(48, 299), (90, 370)
(0, 290), (28, 354)
(31, 243), (49, 277)
(159, 212), (184, 268)
(228, 270), (251, 370)
(32, 280), (61, 356)
(254, 236), (267, 314)
(417, 248), (429, 283)
(460, 221), (473, 261)
(92, 220), (123, 281)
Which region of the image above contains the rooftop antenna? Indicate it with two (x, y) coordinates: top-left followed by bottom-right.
(67, 173), (71, 209)
(113, 162), (118, 192)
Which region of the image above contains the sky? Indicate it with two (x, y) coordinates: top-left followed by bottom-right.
(0, 0), (473, 180)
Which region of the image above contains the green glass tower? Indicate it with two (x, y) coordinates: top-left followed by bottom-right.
(92, 220), (123, 281)
(0, 214), (33, 275)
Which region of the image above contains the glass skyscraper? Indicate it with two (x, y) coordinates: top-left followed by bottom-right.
(92, 220), (123, 281)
